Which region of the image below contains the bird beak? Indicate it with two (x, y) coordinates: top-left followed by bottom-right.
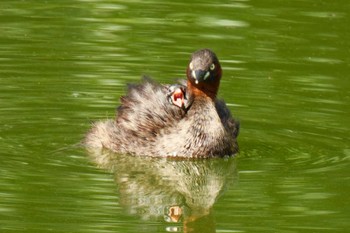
(191, 69), (210, 84)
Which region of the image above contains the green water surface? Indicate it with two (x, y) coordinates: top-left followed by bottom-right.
(1, 0), (349, 232)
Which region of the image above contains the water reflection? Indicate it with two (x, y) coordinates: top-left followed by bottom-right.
(87, 149), (237, 232)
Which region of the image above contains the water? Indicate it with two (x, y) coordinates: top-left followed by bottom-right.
(1, 0), (349, 232)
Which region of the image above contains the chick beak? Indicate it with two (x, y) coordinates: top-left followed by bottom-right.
(171, 88), (185, 108)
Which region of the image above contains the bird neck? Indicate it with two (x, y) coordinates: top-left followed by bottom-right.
(187, 79), (219, 101)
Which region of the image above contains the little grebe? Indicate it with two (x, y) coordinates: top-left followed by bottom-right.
(85, 49), (239, 158)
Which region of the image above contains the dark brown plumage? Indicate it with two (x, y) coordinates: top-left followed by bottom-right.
(85, 49), (239, 158)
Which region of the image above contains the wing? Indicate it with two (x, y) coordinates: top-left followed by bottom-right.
(215, 99), (240, 139)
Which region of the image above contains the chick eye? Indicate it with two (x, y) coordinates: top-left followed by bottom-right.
(210, 63), (215, 70)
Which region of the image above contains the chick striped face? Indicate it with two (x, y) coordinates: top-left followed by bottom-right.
(187, 49), (221, 84)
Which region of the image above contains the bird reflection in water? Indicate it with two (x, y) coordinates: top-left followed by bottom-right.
(88, 149), (237, 233)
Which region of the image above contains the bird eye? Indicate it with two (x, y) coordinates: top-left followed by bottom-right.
(210, 63), (215, 70)
(189, 62), (194, 70)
